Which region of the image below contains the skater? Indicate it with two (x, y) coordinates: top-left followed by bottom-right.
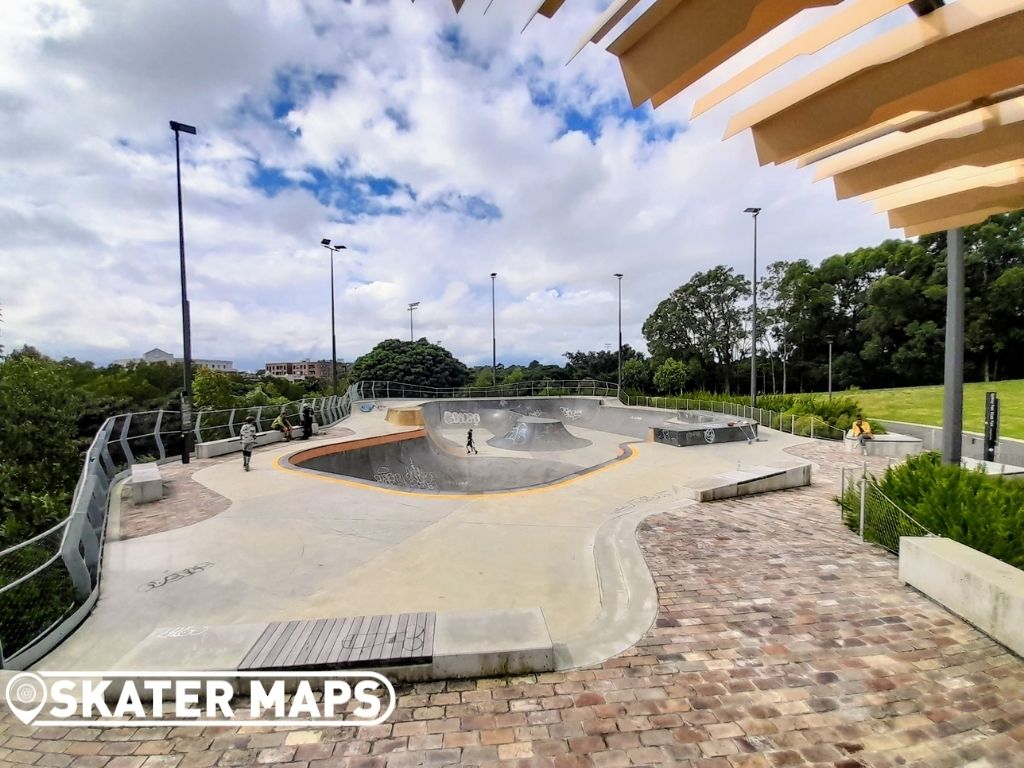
(851, 415), (874, 451)
(240, 415), (257, 471)
(466, 428), (478, 454)
(271, 408), (292, 441)
(301, 404), (314, 440)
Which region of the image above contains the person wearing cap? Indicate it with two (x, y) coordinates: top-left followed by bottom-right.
(240, 415), (258, 471)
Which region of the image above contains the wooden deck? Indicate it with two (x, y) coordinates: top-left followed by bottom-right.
(238, 612), (435, 671)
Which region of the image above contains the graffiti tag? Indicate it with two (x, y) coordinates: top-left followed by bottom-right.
(560, 407), (583, 421)
(138, 562), (214, 593)
(443, 411), (480, 426)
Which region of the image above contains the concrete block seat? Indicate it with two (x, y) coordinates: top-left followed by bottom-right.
(130, 462), (163, 504)
(844, 431), (922, 459)
(196, 424), (319, 459)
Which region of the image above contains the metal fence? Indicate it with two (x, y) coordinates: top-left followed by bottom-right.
(838, 469), (935, 554)
(619, 395), (847, 441)
(0, 393), (351, 670)
(351, 379), (621, 401)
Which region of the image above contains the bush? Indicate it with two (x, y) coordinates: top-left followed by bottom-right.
(844, 453), (1024, 568)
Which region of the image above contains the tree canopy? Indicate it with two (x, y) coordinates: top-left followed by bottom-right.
(350, 339), (472, 389)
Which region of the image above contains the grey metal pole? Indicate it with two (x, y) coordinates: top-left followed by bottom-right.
(942, 227), (965, 465)
(172, 122), (195, 465)
(615, 273), (623, 396)
(745, 208), (761, 407)
(330, 250), (338, 396)
(409, 308), (414, 342)
(828, 341), (833, 400)
(491, 272), (497, 386)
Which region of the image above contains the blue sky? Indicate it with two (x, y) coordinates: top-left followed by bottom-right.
(0, 0), (904, 371)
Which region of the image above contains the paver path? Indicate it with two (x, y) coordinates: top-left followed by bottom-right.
(4, 441), (1023, 767)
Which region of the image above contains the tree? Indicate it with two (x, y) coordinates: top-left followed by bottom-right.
(192, 368), (238, 410)
(622, 358), (652, 392)
(349, 339), (472, 389)
(0, 350), (84, 545)
(563, 345), (644, 382)
(654, 358), (689, 395)
(642, 266), (749, 392)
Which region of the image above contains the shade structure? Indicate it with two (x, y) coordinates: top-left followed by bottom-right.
(727, 1), (1024, 166)
(414, 0), (1024, 236)
(607, 0), (842, 109)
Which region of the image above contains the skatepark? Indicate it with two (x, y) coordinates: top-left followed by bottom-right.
(36, 395), (812, 678)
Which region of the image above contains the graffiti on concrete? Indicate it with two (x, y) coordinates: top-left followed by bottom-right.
(138, 562), (214, 593)
(559, 407), (584, 421)
(443, 411), (480, 426)
(374, 463), (439, 490)
(156, 626), (209, 639)
(503, 422), (529, 444)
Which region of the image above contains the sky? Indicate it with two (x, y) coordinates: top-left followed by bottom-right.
(0, 0), (910, 372)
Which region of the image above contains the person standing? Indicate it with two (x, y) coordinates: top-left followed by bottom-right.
(240, 415), (257, 471)
(466, 428), (478, 455)
(301, 404), (314, 440)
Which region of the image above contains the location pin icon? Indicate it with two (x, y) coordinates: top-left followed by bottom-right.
(4, 672), (47, 725)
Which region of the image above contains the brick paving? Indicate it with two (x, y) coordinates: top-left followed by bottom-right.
(5, 440), (1024, 766)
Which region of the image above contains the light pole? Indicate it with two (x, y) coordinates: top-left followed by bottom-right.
(170, 120), (197, 465)
(825, 335), (834, 400)
(614, 273), (623, 396)
(320, 239), (347, 396)
(408, 302), (419, 342)
(744, 207), (761, 407)
(490, 272), (498, 386)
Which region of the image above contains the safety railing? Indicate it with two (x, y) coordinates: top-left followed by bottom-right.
(351, 379), (621, 402)
(0, 392), (351, 670)
(618, 395), (847, 441)
(837, 469), (935, 554)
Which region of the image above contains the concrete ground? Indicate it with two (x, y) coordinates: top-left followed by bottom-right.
(37, 400), (809, 673)
(4, 441), (1024, 767)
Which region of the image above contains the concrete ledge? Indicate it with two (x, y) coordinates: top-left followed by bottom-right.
(683, 461), (811, 502)
(432, 608), (554, 679)
(130, 462), (163, 504)
(386, 407), (425, 427)
(900, 537), (1024, 657)
(844, 432), (922, 459)
(196, 425), (318, 459)
(962, 457), (1024, 477)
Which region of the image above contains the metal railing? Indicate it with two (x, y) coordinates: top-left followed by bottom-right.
(0, 392), (351, 669)
(838, 469), (935, 554)
(618, 395), (847, 441)
(351, 379), (621, 402)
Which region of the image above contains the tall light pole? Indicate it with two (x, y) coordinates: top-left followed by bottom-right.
(320, 239), (346, 396)
(614, 273), (623, 396)
(490, 272), (498, 386)
(744, 207), (761, 407)
(825, 335), (834, 400)
(170, 120), (197, 465)
(408, 302), (419, 342)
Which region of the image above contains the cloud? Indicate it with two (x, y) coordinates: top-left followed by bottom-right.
(0, 0), (896, 371)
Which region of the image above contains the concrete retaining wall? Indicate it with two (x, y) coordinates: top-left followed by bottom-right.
(900, 537), (1024, 657)
(879, 420), (1024, 466)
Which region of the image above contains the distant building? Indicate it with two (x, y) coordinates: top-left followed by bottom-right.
(113, 347), (236, 372)
(264, 359), (350, 382)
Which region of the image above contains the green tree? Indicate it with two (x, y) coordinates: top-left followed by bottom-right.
(192, 368), (237, 410)
(642, 266), (749, 392)
(563, 345), (644, 382)
(0, 350), (83, 545)
(653, 358), (689, 395)
(350, 339), (471, 389)
(622, 358), (652, 392)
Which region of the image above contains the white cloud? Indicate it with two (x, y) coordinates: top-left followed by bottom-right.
(0, 0), (896, 371)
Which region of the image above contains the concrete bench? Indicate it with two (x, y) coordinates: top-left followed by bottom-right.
(196, 424), (319, 459)
(844, 431), (922, 459)
(130, 462), (163, 504)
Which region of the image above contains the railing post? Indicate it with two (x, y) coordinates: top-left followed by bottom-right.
(811, 418), (815, 439)
(858, 477), (867, 539)
(154, 410), (166, 460)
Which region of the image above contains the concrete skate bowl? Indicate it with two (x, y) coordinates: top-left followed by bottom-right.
(284, 430), (631, 494)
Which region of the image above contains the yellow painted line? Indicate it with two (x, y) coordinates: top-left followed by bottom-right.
(272, 443), (640, 500)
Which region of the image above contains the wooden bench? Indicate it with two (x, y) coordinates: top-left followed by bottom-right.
(195, 424), (319, 459)
(130, 462), (163, 504)
(239, 612), (434, 671)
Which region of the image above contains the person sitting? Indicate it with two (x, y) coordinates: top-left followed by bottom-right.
(851, 415), (874, 448)
(271, 408), (293, 441)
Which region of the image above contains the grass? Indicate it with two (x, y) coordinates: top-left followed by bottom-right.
(831, 379), (1024, 440)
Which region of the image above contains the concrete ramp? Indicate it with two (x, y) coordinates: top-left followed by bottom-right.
(487, 416), (591, 451)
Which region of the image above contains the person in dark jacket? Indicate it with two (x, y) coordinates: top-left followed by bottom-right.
(466, 428), (478, 455)
(301, 405), (314, 440)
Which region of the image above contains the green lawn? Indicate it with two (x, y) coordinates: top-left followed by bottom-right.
(833, 380), (1024, 440)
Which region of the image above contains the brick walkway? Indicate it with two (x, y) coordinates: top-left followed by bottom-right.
(4, 441), (1024, 767)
